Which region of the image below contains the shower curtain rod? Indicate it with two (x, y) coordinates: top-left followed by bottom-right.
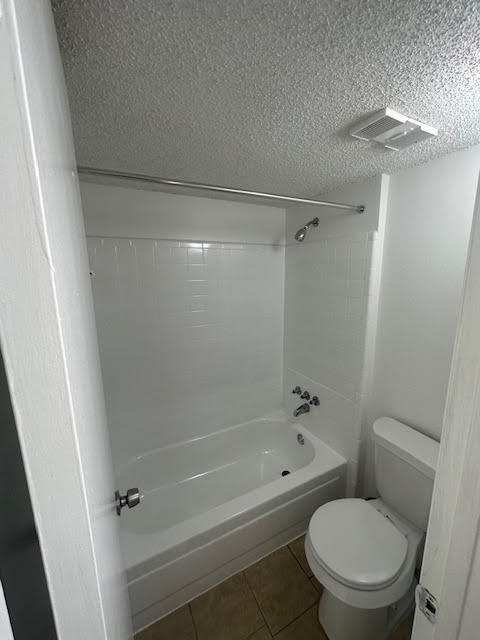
(77, 166), (365, 213)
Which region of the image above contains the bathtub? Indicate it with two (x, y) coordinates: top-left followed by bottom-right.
(117, 414), (346, 631)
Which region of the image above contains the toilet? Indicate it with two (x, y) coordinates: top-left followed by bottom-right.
(305, 417), (439, 640)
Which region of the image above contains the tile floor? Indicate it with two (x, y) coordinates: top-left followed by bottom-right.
(135, 535), (414, 640)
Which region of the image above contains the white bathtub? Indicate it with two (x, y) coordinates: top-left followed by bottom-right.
(117, 414), (346, 631)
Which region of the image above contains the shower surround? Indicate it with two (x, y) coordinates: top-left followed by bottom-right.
(81, 175), (387, 629)
(83, 182), (286, 466)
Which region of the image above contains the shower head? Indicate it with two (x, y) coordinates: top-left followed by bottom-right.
(294, 227), (308, 242)
(294, 217), (319, 242)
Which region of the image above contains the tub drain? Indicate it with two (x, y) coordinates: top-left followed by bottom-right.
(281, 470), (290, 477)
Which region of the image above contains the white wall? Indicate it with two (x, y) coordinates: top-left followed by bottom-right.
(82, 180), (286, 245)
(81, 182), (285, 465)
(284, 175), (389, 494)
(363, 145), (480, 493)
(0, 2), (131, 638)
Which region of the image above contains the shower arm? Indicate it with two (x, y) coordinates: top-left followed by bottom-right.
(304, 217), (319, 230)
(77, 166), (365, 214)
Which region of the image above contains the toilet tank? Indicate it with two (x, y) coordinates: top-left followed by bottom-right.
(373, 417), (439, 531)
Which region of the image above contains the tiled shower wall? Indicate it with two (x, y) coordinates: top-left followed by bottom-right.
(284, 176), (389, 494)
(83, 183), (285, 467)
(285, 233), (370, 399)
(82, 177), (387, 487)
(284, 234), (371, 492)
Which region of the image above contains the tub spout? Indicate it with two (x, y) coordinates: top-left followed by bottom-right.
(293, 403), (310, 417)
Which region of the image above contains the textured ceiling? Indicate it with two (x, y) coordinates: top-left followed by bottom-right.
(52, 0), (480, 196)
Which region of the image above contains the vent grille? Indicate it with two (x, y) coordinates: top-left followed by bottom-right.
(353, 115), (405, 140)
(350, 108), (437, 150)
(385, 128), (436, 150)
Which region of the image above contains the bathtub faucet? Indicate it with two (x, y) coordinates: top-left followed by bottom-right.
(293, 403), (310, 417)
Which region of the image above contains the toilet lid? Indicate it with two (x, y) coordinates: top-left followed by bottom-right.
(308, 499), (408, 590)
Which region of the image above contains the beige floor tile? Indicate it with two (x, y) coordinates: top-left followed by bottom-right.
(245, 546), (318, 634)
(388, 627), (402, 640)
(134, 605), (195, 640)
(388, 611), (414, 640)
(247, 627), (272, 640)
(274, 605), (328, 640)
(288, 535), (313, 577)
(310, 575), (324, 597)
(190, 572), (264, 640)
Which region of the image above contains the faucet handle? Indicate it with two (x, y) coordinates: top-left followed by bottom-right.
(292, 386), (302, 395)
(310, 396), (320, 406)
(301, 390), (310, 400)
(115, 488), (143, 516)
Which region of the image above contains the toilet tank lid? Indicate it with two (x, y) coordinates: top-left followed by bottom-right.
(373, 417), (439, 479)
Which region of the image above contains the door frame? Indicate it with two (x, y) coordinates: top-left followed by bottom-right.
(412, 174), (480, 639)
(0, 582), (14, 640)
(0, 1), (131, 638)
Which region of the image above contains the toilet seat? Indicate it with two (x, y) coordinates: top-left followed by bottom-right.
(308, 499), (408, 590)
(305, 498), (423, 609)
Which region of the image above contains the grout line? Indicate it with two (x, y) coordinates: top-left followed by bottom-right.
(188, 571), (264, 640)
(243, 544), (319, 637)
(188, 602), (199, 640)
(245, 626), (271, 640)
(286, 540), (311, 578)
(272, 603), (319, 637)
(310, 575), (323, 595)
(243, 569), (274, 636)
(286, 367), (357, 404)
(87, 234), (285, 247)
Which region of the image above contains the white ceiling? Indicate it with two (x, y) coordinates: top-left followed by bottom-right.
(52, 0), (480, 197)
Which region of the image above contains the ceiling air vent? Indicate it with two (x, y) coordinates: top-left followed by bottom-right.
(350, 108), (437, 151)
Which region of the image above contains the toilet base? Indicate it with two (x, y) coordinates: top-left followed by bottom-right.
(318, 581), (416, 640)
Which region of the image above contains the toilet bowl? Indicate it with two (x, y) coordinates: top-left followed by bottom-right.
(306, 498), (421, 640)
(305, 417), (439, 640)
